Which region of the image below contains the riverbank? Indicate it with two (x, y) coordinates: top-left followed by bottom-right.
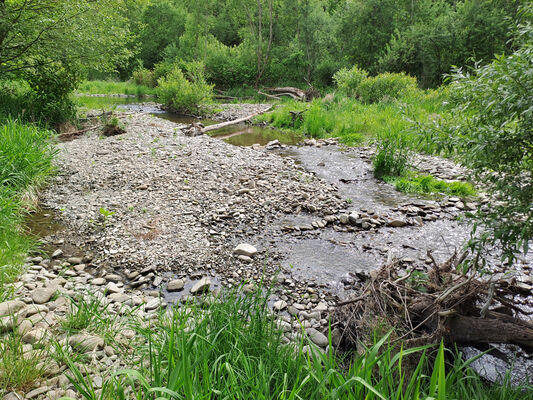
(1, 109), (531, 398)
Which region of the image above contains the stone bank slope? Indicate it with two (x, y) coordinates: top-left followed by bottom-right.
(44, 113), (344, 284)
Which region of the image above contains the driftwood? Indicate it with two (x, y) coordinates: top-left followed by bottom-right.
(258, 90), (282, 101)
(265, 86), (306, 100)
(183, 105), (272, 136)
(334, 251), (533, 352)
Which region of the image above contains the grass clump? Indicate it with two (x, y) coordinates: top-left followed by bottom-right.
(58, 286), (532, 400)
(257, 89), (448, 148)
(0, 329), (49, 393)
(0, 120), (56, 283)
(373, 130), (412, 178)
(77, 80), (156, 97)
(386, 174), (477, 198)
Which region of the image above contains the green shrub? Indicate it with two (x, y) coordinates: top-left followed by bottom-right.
(156, 64), (214, 114)
(132, 68), (156, 88)
(358, 72), (417, 103)
(333, 65), (368, 97)
(373, 130), (412, 178)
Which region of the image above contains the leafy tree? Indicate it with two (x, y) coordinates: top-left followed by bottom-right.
(0, 0), (131, 124)
(0, 0), (131, 75)
(435, 5), (532, 265)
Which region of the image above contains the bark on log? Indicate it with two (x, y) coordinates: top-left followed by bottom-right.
(445, 315), (533, 350)
(184, 106), (273, 136)
(265, 86), (306, 100)
(258, 90), (281, 100)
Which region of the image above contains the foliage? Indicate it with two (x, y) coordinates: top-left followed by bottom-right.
(156, 63), (214, 114)
(384, 174), (477, 198)
(333, 65), (368, 97)
(373, 130), (412, 178)
(430, 6), (533, 263)
(132, 69), (157, 88)
(0, 120), (55, 283)
(257, 90), (445, 146)
(77, 81), (155, 97)
(357, 73), (418, 104)
(59, 287), (533, 399)
(0, 329), (49, 393)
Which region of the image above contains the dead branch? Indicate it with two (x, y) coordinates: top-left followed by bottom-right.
(333, 254), (533, 352)
(183, 106), (273, 136)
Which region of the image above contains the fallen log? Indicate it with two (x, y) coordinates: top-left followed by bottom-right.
(183, 105), (273, 136)
(258, 90), (282, 101)
(265, 86), (306, 100)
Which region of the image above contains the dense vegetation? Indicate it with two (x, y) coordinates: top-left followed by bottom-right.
(0, 0), (532, 398)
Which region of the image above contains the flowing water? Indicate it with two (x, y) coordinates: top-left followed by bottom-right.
(58, 97), (532, 383)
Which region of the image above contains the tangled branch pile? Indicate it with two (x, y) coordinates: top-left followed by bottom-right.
(334, 251), (533, 352)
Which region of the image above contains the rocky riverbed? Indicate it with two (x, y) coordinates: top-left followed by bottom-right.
(1, 107), (532, 398)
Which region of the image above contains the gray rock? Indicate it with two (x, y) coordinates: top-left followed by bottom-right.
(67, 257), (83, 265)
(145, 298), (165, 311)
(348, 212), (360, 225)
(339, 214), (349, 225)
(387, 219), (407, 228)
(32, 288), (55, 304)
(105, 282), (121, 294)
(273, 300), (287, 311)
(22, 327), (47, 344)
(167, 279), (185, 292)
(0, 300), (25, 317)
(233, 243), (257, 257)
(25, 386), (50, 399)
(190, 277), (211, 295)
(51, 249), (63, 258)
(2, 392), (21, 400)
(306, 327), (329, 347)
(91, 277), (106, 286)
(69, 334), (104, 352)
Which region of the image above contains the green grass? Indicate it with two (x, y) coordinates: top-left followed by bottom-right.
(0, 120), (56, 287)
(59, 287), (532, 400)
(0, 328), (49, 393)
(77, 80), (156, 97)
(385, 173), (477, 198)
(255, 88), (449, 148)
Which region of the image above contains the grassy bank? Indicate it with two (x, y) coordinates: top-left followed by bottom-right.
(0, 120), (55, 298)
(57, 287), (531, 400)
(255, 89), (448, 148)
(77, 80), (156, 97)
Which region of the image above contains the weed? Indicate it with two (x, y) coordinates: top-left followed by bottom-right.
(58, 285), (532, 400)
(0, 329), (48, 393)
(373, 130), (412, 178)
(385, 174), (477, 198)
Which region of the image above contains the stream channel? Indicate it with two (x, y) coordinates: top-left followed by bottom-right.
(35, 96), (530, 384)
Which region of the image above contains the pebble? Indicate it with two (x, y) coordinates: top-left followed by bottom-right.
(32, 287), (55, 304)
(306, 327), (329, 347)
(233, 243), (258, 257)
(273, 300), (287, 311)
(167, 279), (185, 291)
(69, 334), (104, 352)
(190, 277), (211, 295)
(0, 300), (25, 316)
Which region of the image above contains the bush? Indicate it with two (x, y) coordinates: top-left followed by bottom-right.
(156, 63), (214, 114)
(373, 130), (412, 178)
(433, 5), (533, 264)
(358, 72), (417, 103)
(333, 65), (368, 97)
(132, 68), (156, 88)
